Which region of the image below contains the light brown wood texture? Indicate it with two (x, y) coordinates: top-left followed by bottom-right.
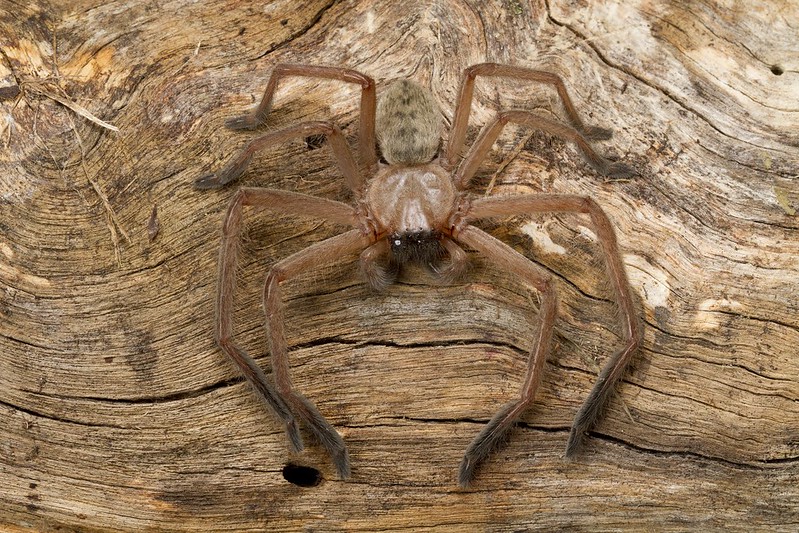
(2, 0), (798, 531)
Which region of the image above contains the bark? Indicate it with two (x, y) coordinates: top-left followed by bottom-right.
(1, 0), (797, 531)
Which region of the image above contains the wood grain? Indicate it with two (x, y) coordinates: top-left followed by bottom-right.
(1, 0), (797, 531)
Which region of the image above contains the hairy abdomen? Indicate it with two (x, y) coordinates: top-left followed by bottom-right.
(376, 79), (441, 165)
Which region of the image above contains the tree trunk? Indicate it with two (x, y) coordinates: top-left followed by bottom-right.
(2, 0), (797, 531)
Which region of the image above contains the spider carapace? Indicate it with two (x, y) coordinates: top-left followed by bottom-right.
(195, 63), (642, 487)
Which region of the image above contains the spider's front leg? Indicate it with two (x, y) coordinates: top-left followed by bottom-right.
(199, 118), (375, 478)
(452, 225), (559, 487)
(465, 193), (642, 471)
(262, 227), (371, 479)
(214, 186), (369, 479)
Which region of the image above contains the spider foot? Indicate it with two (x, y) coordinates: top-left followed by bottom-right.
(458, 401), (520, 487)
(458, 457), (478, 488)
(564, 426), (585, 458)
(564, 379), (607, 457)
(331, 445), (351, 480)
(603, 161), (637, 180)
(285, 417), (304, 453)
(290, 392), (352, 479)
(225, 113), (264, 131)
(581, 125), (613, 141)
(194, 172), (224, 189)
(194, 154), (254, 190)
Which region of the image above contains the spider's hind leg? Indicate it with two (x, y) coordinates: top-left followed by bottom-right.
(446, 63), (619, 168)
(222, 63), (378, 170)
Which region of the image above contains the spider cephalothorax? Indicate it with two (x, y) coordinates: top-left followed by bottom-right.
(196, 63), (642, 487)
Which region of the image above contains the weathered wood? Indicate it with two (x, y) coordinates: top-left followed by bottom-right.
(1, 0), (797, 531)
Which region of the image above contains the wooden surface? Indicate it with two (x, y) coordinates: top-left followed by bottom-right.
(2, 0), (798, 531)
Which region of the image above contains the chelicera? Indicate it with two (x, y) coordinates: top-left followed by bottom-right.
(195, 63), (642, 487)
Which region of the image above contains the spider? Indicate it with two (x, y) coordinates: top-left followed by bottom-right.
(195, 63), (642, 487)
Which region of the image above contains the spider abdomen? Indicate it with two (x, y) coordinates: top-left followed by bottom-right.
(376, 79), (441, 165)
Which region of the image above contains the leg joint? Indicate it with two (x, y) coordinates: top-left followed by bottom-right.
(464, 64), (482, 81)
(265, 266), (285, 285)
(535, 274), (556, 297)
(302, 120), (337, 137)
(578, 196), (599, 215)
(497, 110), (515, 126)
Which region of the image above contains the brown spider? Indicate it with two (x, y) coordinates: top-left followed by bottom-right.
(195, 63), (642, 487)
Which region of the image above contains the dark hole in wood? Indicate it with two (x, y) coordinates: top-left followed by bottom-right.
(305, 134), (326, 150)
(771, 64), (784, 76)
(282, 463), (323, 487)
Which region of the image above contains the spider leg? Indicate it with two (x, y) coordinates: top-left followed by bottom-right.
(467, 194), (643, 461)
(195, 121), (366, 198)
(454, 110), (635, 191)
(453, 225), (558, 487)
(263, 227), (371, 479)
(224, 64), (377, 171)
(215, 186), (364, 477)
(445, 63), (615, 168)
